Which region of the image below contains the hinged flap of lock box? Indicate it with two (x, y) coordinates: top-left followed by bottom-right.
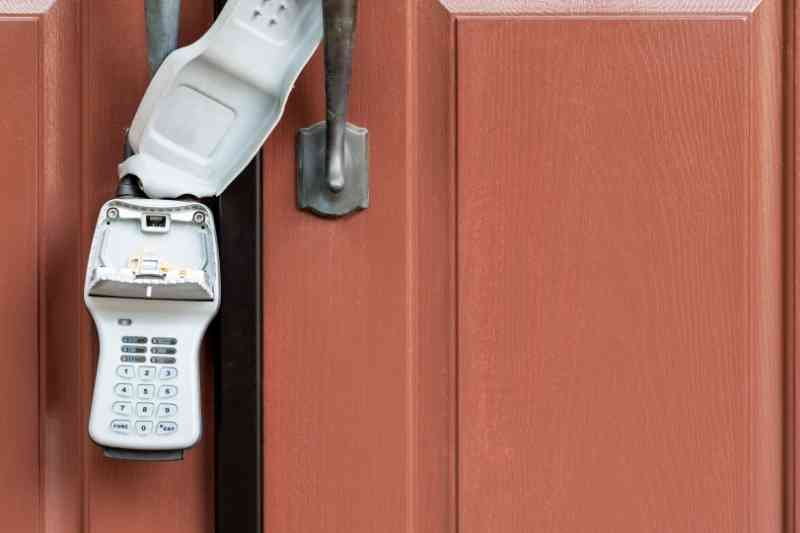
(119, 0), (323, 199)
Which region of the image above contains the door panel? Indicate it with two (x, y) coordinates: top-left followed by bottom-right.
(0, 16), (44, 533)
(456, 4), (783, 533)
(0, 1), (796, 533)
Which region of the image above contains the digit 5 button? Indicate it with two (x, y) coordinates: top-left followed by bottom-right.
(138, 384), (155, 399)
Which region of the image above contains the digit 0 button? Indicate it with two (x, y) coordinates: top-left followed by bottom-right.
(136, 421), (153, 435)
(156, 421), (178, 435)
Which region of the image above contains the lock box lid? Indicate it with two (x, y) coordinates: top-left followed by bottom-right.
(119, 0), (323, 199)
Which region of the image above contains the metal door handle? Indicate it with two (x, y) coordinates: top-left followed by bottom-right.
(145, 0), (181, 76)
(297, 0), (369, 217)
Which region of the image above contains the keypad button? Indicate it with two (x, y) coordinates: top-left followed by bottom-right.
(157, 403), (178, 418)
(112, 402), (132, 416)
(156, 421), (178, 435)
(151, 346), (177, 355)
(117, 365), (135, 379)
(121, 355), (147, 363)
(138, 366), (156, 380)
(136, 421), (153, 435)
(152, 337), (177, 345)
(122, 345), (147, 354)
(138, 384), (155, 399)
(158, 385), (178, 399)
(151, 356), (176, 365)
(114, 383), (134, 397)
(110, 420), (131, 434)
(159, 367), (178, 380)
(121, 336), (147, 344)
(136, 402), (155, 417)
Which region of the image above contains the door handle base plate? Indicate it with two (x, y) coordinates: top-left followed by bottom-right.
(297, 121), (369, 218)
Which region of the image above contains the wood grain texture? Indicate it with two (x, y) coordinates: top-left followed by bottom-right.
(38, 2), (83, 533)
(414, 3), (458, 533)
(79, 2), (216, 533)
(262, 1), (413, 531)
(455, 4), (784, 533)
(441, 0), (761, 14)
(0, 15), (45, 533)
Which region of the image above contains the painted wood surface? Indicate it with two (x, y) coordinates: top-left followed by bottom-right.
(0, 1), (796, 532)
(0, 14), (45, 533)
(455, 2), (784, 532)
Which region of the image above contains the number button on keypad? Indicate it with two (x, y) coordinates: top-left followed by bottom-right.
(138, 366), (156, 380)
(117, 365), (135, 379)
(156, 421), (178, 435)
(136, 421), (153, 435)
(159, 367), (178, 380)
(158, 385), (178, 399)
(136, 402), (155, 418)
(138, 384), (155, 399)
(157, 403), (178, 418)
(114, 383), (133, 397)
(112, 402), (132, 416)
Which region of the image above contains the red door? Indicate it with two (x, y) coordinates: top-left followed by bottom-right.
(0, 1), (795, 532)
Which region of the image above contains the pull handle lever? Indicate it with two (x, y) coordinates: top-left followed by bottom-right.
(297, 0), (369, 217)
(323, 0), (357, 193)
(119, 0), (182, 199)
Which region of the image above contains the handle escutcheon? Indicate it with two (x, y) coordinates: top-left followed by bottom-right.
(297, 0), (369, 218)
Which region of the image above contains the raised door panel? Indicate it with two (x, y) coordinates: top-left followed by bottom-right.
(0, 15), (44, 533)
(455, 3), (784, 533)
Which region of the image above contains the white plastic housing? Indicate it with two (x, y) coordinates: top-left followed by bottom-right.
(85, 199), (220, 451)
(120, 0), (323, 198)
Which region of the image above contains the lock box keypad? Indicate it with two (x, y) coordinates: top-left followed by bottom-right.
(110, 336), (180, 436)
